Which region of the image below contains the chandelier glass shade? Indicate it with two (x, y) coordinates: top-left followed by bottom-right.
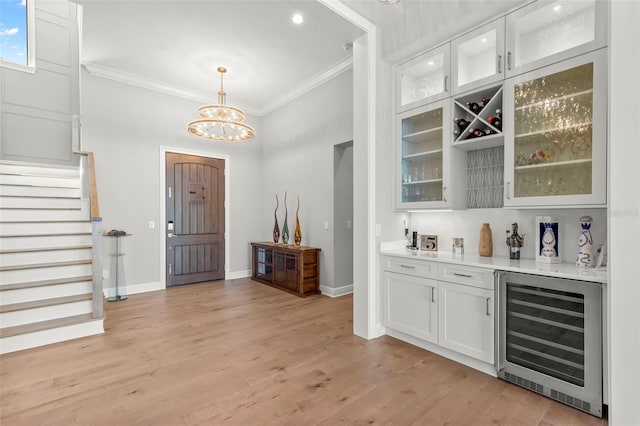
(187, 67), (255, 141)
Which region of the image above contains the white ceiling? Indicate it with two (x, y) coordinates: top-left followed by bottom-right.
(77, 1), (404, 116)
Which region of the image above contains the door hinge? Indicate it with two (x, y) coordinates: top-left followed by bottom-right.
(168, 186), (172, 198)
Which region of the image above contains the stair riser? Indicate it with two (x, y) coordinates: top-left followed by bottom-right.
(0, 318), (104, 354)
(0, 248), (92, 267)
(0, 221), (91, 235)
(0, 300), (93, 328)
(0, 206), (89, 222)
(0, 263), (92, 285)
(0, 234), (92, 250)
(0, 185), (82, 198)
(0, 197), (84, 209)
(0, 281), (93, 305)
(0, 175), (80, 188)
(0, 164), (79, 178)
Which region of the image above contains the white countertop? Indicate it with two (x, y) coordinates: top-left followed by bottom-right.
(380, 242), (607, 284)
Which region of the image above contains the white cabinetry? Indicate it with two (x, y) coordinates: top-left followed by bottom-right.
(503, 49), (607, 207)
(396, 100), (466, 210)
(451, 18), (505, 95)
(396, 43), (450, 112)
(505, 0), (607, 77)
(437, 264), (495, 363)
(382, 257), (438, 343)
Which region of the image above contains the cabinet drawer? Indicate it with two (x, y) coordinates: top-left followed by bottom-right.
(383, 256), (438, 279)
(438, 264), (494, 290)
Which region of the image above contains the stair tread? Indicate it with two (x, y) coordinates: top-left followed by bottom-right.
(0, 313), (103, 338)
(0, 259), (92, 272)
(0, 245), (92, 255)
(0, 275), (93, 291)
(0, 293), (93, 313)
(0, 232), (91, 239)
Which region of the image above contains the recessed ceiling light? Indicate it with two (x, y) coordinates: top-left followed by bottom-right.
(553, 4), (562, 12)
(292, 13), (303, 25)
(427, 61), (434, 66)
(481, 37), (487, 43)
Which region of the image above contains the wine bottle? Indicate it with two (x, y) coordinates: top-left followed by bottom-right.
(467, 102), (483, 114)
(496, 108), (502, 120)
(454, 117), (470, 132)
(487, 116), (502, 131)
(480, 97), (491, 107)
(467, 128), (484, 139)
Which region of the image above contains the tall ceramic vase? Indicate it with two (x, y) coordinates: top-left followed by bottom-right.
(479, 223), (493, 257)
(576, 215), (593, 267)
(281, 191), (289, 245)
(272, 194), (280, 243)
(294, 195), (302, 246)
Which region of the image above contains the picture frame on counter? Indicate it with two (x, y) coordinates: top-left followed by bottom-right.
(421, 234), (438, 251)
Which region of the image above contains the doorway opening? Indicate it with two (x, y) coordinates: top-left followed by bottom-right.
(333, 141), (354, 295)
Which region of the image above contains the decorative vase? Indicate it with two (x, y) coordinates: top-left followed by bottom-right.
(576, 215), (594, 267)
(479, 223), (493, 257)
(281, 191), (289, 245)
(272, 194), (280, 243)
(294, 195), (302, 246)
(536, 216), (561, 263)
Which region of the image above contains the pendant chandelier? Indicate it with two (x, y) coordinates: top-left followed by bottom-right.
(187, 67), (255, 141)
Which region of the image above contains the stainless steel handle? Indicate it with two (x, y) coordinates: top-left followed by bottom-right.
(444, 75), (448, 92)
(442, 186), (447, 202)
(507, 51), (512, 71)
(486, 297), (491, 316)
(400, 264), (415, 269)
(497, 54), (502, 74)
(506, 181), (511, 200)
(453, 272), (472, 278)
(431, 287), (436, 303)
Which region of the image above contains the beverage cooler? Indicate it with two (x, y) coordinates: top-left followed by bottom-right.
(496, 271), (603, 417)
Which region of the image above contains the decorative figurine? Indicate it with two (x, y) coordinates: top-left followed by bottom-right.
(576, 215), (594, 267)
(273, 194), (280, 244)
(294, 195), (302, 247)
(506, 222), (524, 259)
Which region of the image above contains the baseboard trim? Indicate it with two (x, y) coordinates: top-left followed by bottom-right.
(320, 284), (353, 298)
(226, 270), (251, 280)
(103, 281), (164, 298)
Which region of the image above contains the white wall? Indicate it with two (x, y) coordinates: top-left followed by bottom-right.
(333, 142), (354, 291)
(260, 70), (353, 290)
(81, 70), (263, 290)
(0, 0), (79, 165)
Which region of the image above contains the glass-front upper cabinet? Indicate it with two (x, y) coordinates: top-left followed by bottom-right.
(452, 18), (505, 95)
(396, 43), (450, 113)
(505, 0), (607, 77)
(396, 100), (465, 210)
(503, 49), (606, 208)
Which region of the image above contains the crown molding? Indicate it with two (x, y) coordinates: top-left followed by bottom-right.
(82, 58), (353, 117)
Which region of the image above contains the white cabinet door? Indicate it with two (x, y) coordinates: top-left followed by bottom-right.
(395, 99), (466, 210)
(505, 0), (607, 77)
(396, 43), (451, 113)
(438, 281), (494, 363)
(383, 271), (438, 343)
(451, 18), (505, 95)
(503, 49), (607, 207)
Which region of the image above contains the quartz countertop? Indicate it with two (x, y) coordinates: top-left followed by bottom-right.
(380, 243), (607, 284)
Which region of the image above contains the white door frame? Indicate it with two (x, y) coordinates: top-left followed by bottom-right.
(159, 146), (231, 289)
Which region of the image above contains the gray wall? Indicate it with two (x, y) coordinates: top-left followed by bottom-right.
(0, 0), (79, 165)
(81, 70), (263, 290)
(260, 70), (353, 290)
(333, 142), (353, 289)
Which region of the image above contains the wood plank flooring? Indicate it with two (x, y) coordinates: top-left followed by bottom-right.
(0, 278), (606, 425)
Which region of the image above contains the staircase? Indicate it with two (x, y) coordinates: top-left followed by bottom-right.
(0, 161), (104, 354)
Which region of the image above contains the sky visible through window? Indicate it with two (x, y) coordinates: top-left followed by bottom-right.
(0, 0), (28, 66)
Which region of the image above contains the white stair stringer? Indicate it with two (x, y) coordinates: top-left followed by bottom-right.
(0, 161), (104, 354)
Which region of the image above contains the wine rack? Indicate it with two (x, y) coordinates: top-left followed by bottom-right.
(452, 85), (504, 151)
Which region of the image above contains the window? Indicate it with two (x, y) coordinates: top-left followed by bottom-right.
(0, 0), (34, 69)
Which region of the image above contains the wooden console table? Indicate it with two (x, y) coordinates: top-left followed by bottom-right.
(251, 242), (321, 297)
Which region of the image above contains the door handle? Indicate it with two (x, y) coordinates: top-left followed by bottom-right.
(497, 54), (502, 74)
(507, 51), (512, 71)
(486, 297), (492, 316)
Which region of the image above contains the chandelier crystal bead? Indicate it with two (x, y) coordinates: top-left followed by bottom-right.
(187, 67), (255, 141)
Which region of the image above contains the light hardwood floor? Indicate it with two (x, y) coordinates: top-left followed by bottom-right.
(0, 278), (606, 425)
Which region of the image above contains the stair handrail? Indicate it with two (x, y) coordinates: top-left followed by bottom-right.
(75, 151), (103, 318)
